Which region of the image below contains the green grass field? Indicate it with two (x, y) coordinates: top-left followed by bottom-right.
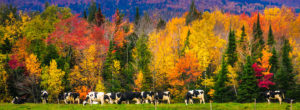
(0, 103), (299, 110)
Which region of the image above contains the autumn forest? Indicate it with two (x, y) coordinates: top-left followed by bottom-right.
(0, 1), (300, 103)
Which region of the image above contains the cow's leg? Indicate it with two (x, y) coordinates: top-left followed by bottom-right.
(127, 100), (129, 104)
(64, 99), (68, 104)
(167, 98), (170, 104)
(202, 97), (205, 104)
(278, 97), (282, 105)
(185, 98), (188, 105)
(77, 98), (80, 104)
(267, 98), (271, 104)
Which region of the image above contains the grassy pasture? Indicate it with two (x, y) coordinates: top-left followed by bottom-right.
(0, 103), (299, 110)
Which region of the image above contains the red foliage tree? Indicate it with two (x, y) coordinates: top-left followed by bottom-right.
(48, 14), (108, 50)
(252, 63), (275, 89)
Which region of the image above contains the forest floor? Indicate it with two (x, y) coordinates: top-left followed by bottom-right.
(0, 102), (299, 110)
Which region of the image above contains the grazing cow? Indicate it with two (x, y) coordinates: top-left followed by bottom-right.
(41, 90), (48, 104)
(141, 91), (155, 104)
(11, 96), (26, 104)
(265, 90), (285, 104)
(83, 92), (105, 105)
(104, 92), (122, 104)
(154, 91), (171, 104)
(185, 90), (205, 105)
(63, 92), (80, 104)
(118, 92), (142, 104)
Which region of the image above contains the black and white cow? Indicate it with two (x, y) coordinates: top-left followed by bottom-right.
(104, 92), (122, 104)
(11, 96), (26, 104)
(118, 92), (142, 104)
(185, 90), (205, 105)
(41, 90), (48, 104)
(141, 91), (155, 104)
(154, 91), (171, 104)
(63, 92), (80, 104)
(264, 90), (285, 104)
(83, 92), (105, 105)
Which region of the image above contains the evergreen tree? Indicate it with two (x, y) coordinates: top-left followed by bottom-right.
(214, 56), (232, 102)
(251, 13), (264, 60)
(226, 29), (237, 66)
(102, 40), (116, 92)
(267, 25), (275, 46)
(136, 34), (152, 91)
(239, 25), (247, 50)
(83, 9), (87, 19)
(157, 18), (166, 30)
(269, 47), (279, 74)
(45, 1), (50, 9)
(0, 38), (12, 54)
(134, 7), (140, 26)
(186, 0), (201, 25)
(275, 39), (296, 98)
(237, 56), (259, 102)
(180, 30), (191, 56)
(240, 25), (246, 43)
(95, 5), (105, 26)
(88, 1), (97, 23)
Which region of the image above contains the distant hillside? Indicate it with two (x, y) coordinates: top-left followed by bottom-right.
(1, 0), (300, 20)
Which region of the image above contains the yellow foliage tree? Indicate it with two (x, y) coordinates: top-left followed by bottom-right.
(257, 47), (272, 75)
(0, 54), (10, 102)
(3, 11), (29, 42)
(95, 79), (105, 92)
(69, 44), (104, 91)
(148, 17), (189, 90)
(25, 53), (41, 102)
(41, 60), (65, 102)
(25, 54), (41, 83)
(134, 70), (143, 91)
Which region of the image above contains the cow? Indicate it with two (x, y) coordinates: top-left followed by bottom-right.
(41, 90), (48, 104)
(104, 92), (122, 104)
(63, 92), (80, 104)
(141, 91), (155, 104)
(118, 92), (142, 104)
(154, 91), (171, 104)
(265, 90), (285, 104)
(83, 92), (105, 105)
(185, 90), (205, 105)
(11, 96), (26, 104)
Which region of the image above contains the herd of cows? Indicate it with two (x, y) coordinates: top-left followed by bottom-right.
(11, 90), (294, 105)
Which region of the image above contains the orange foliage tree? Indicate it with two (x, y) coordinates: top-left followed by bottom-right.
(168, 52), (201, 102)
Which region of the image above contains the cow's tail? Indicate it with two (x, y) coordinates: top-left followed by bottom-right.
(282, 92), (285, 99)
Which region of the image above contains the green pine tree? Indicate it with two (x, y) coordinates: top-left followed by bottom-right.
(240, 25), (246, 43)
(88, 1), (97, 23)
(0, 38), (12, 54)
(226, 29), (237, 66)
(180, 30), (191, 56)
(267, 25), (275, 46)
(134, 7), (140, 26)
(186, 0), (201, 25)
(237, 56), (259, 102)
(269, 47), (279, 74)
(102, 40), (116, 92)
(157, 18), (166, 30)
(136, 34), (152, 91)
(83, 9), (87, 19)
(251, 13), (264, 60)
(213, 56), (232, 102)
(275, 39), (296, 98)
